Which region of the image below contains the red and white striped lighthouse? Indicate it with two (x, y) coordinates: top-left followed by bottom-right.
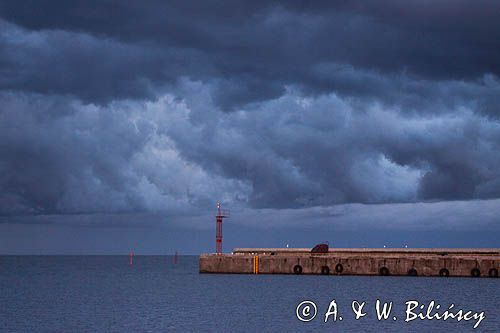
(215, 202), (229, 254)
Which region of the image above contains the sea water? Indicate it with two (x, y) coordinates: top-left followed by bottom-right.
(1, 256), (498, 332)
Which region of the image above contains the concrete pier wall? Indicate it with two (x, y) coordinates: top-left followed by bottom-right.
(199, 248), (500, 278)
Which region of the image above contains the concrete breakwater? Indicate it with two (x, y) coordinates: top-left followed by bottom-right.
(199, 248), (500, 277)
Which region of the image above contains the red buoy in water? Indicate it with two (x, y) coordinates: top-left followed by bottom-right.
(173, 251), (178, 265)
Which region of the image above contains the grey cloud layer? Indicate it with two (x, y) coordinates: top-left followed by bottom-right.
(2, 81), (500, 215)
(1, 2), (500, 217)
(169, 84), (500, 207)
(0, 91), (249, 215)
(1, 2), (500, 109)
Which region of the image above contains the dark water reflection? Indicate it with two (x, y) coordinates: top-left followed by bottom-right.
(1, 256), (498, 332)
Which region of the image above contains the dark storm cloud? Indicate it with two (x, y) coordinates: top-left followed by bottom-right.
(0, 93), (148, 215)
(1, 1), (500, 217)
(166, 86), (500, 207)
(0, 19), (209, 103)
(1, 1), (500, 110)
(0, 91), (249, 216)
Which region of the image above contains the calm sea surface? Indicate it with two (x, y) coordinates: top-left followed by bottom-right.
(1, 256), (498, 332)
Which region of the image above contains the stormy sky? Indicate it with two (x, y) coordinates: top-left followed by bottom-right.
(1, 1), (500, 253)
